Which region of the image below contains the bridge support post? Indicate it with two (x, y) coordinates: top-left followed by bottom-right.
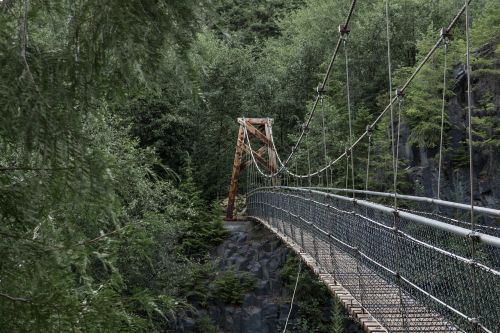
(226, 118), (278, 220)
(226, 124), (245, 221)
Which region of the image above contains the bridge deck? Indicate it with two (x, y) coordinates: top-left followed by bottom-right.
(248, 215), (461, 333)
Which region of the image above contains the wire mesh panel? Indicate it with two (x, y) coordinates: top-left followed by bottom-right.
(247, 187), (500, 333)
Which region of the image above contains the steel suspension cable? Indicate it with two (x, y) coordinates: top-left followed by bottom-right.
(252, 186), (500, 247)
(385, 0), (397, 199)
(320, 96), (329, 187)
(393, 93), (403, 208)
(295, 159), (298, 187)
(282, 260), (301, 333)
(345, 153), (349, 190)
(437, 35), (449, 200)
(343, 32), (356, 197)
(365, 126), (372, 194)
(465, 0), (475, 229)
(311, 186), (500, 217)
(385, 2), (405, 323)
(248, 190), (500, 327)
(393, 93), (409, 333)
(394, 96), (409, 332)
(465, 0), (478, 330)
(246, 1), (473, 180)
(307, 130), (312, 187)
(250, 0), (358, 178)
(364, 127), (372, 217)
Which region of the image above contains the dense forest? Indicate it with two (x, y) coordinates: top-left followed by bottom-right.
(0, 0), (498, 332)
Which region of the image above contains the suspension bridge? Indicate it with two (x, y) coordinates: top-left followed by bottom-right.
(225, 1), (500, 332)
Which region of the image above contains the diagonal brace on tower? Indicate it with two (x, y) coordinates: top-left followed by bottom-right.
(226, 118), (278, 220)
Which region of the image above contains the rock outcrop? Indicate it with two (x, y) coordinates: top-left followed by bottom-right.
(174, 220), (363, 333)
(398, 60), (499, 225)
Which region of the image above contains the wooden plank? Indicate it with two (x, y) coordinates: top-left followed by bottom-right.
(363, 321), (383, 330)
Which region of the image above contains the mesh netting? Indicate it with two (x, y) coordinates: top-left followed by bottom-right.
(247, 187), (500, 333)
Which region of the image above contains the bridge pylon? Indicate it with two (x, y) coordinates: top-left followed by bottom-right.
(226, 118), (278, 220)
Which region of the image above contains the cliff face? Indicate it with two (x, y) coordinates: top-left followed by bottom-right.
(174, 221), (363, 333)
(399, 56), (499, 219)
(207, 221), (292, 332)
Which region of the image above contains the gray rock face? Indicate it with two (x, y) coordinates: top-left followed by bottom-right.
(173, 221), (363, 333)
(392, 63), (500, 231)
(211, 221), (291, 333)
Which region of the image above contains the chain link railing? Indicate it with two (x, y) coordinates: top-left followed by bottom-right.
(247, 187), (500, 333)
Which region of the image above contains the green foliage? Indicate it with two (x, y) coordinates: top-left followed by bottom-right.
(471, 1), (500, 47)
(392, 1), (499, 153)
(180, 262), (214, 307)
(469, 3), (500, 159)
(208, 0), (305, 46)
(117, 0), (499, 201)
(394, 26), (464, 149)
(177, 160), (230, 257)
(180, 265), (256, 306)
(1, 0), (498, 330)
(178, 209), (229, 258)
(0, 1), (225, 331)
(0, 107), (188, 331)
(281, 255), (340, 332)
(331, 297), (346, 333)
(195, 315), (218, 333)
(211, 270), (256, 304)
(473, 92), (500, 150)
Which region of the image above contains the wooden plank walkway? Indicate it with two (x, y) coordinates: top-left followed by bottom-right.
(248, 216), (462, 333)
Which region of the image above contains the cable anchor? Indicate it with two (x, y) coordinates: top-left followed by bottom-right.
(440, 27), (452, 45)
(339, 24), (350, 41)
(395, 88), (405, 102)
(366, 124), (373, 137)
(316, 83), (327, 95)
(302, 123), (310, 133)
(467, 231), (480, 243)
(468, 317), (479, 326)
